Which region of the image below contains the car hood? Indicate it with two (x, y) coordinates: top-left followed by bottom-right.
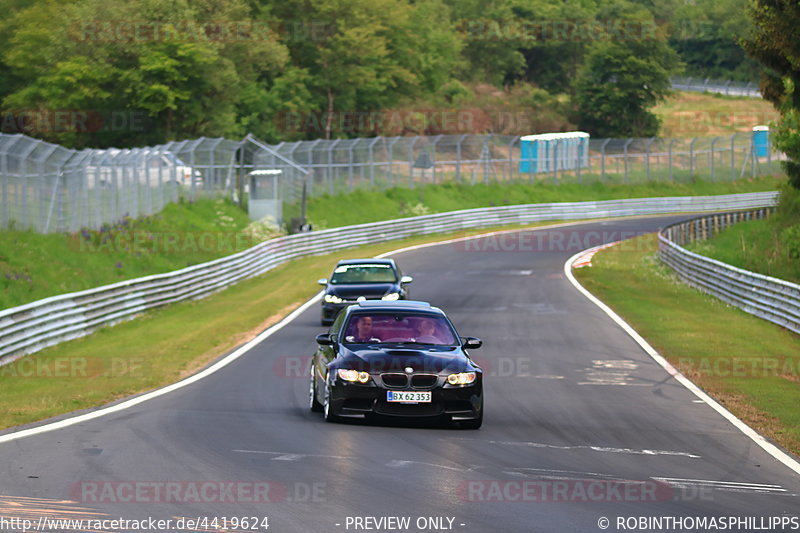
(327, 283), (397, 299)
(339, 346), (473, 374)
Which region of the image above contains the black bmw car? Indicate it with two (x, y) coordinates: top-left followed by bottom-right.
(309, 301), (483, 428)
(317, 258), (413, 326)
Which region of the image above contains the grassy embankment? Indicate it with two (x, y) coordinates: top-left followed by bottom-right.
(685, 185), (800, 284)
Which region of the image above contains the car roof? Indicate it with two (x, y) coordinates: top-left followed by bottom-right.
(336, 258), (396, 267)
(348, 300), (445, 316)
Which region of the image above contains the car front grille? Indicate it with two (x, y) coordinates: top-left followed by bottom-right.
(381, 373), (408, 388)
(410, 374), (438, 389)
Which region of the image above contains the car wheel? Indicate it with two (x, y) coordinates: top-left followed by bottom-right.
(323, 375), (339, 423)
(309, 364), (323, 413)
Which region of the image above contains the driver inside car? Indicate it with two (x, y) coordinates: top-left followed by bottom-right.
(345, 316), (381, 343)
(413, 318), (441, 344)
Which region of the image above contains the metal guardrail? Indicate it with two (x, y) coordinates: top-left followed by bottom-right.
(659, 208), (800, 335)
(0, 191), (779, 366)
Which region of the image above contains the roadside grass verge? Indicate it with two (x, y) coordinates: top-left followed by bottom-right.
(575, 234), (800, 455)
(0, 221), (551, 431)
(300, 176), (782, 229)
(0, 197), (279, 309)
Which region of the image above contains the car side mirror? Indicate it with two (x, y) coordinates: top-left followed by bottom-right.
(400, 275), (413, 284)
(317, 278), (328, 286)
(461, 337), (482, 349)
(316, 333), (334, 346)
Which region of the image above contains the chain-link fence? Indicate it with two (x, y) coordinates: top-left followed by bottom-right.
(670, 77), (761, 98)
(1, 130), (782, 233)
(265, 132), (781, 206)
(0, 134), (243, 233)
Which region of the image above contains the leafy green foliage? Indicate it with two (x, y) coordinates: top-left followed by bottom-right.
(742, 0), (800, 189)
(573, 1), (681, 137)
(0, 0), (763, 146)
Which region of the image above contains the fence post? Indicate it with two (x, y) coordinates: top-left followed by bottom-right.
(431, 134), (442, 184)
(456, 134), (467, 183)
(730, 134), (736, 181)
(689, 137), (697, 178)
(623, 138), (633, 184)
(710, 137), (718, 182)
(600, 138), (610, 183)
(368, 137), (380, 190)
(388, 137), (398, 188)
(409, 136), (419, 188)
(645, 137), (655, 182)
(767, 129), (772, 172)
(508, 135), (519, 182)
(668, 139), (676, 182)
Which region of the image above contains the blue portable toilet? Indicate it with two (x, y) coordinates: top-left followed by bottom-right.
(520, 132), (589, 174)
(753, 126), (769, 158)
(520, 135), (537, 173)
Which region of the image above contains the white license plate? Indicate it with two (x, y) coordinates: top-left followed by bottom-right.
(387, 391), (431, 403)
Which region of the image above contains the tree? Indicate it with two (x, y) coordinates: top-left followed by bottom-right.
(573, 1), (680, 137)
(271, 0), (461, 139)
(742, 0), (800, 189)
(2, 0), (288, 147)
(668, 0), (761, 81)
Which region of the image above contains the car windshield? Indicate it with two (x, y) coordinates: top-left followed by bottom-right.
(330, 264), (397, 284)
(342, 314), (457, 346)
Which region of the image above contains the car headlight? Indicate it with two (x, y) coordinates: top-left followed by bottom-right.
(324, 294), (343, 304)
(337, 369), (370, 383)
(382, 292), (400, 301)
(447, 372), (477, 385)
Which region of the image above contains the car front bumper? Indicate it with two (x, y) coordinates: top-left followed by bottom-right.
(327, 380), (482, 420)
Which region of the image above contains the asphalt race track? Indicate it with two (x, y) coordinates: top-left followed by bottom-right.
(1, 215), (798, 533)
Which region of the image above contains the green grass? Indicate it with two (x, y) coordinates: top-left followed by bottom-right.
(0, 221), (549, 430)
(300, 175), (783, 229)
(0, 197), (280, 309)
(576, 234), (800, 455)
(654, 91), (779, 138)
(686, 186), (800, 284)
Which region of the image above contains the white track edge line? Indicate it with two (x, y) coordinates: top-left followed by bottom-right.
(0, 219), (594, 444)
(563, 244), (800, 477)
